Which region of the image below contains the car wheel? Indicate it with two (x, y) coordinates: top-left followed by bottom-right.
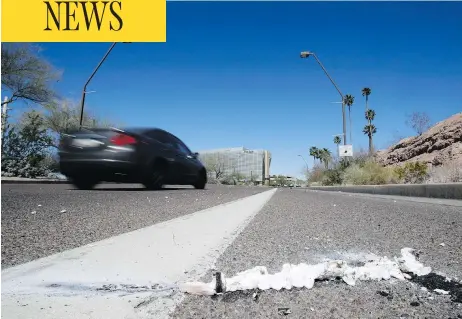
(72, 176), (99, 190)
(143, 161), (166, 190)
(193, 170), (207, 189)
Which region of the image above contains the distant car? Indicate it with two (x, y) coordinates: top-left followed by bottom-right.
(58, 127), (207, 190)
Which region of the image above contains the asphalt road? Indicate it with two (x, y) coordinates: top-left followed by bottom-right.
(172, 189), (462, 319)
(2, 185), (461, 318)
(1, 183), (266, 268)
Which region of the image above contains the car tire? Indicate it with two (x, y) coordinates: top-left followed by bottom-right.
(193, 170), (207, 190)
(143, 161), (166, 190)
(72, 176), (99, 190)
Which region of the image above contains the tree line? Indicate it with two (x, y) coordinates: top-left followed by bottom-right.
(308, 87), (432, 169)
(305, 87), (434, 186)
(1, 44), (116, 178)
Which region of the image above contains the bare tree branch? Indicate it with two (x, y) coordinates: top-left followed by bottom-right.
(203, 154), (226, 180)
(405, 112), (432, 135)
(1, 43), (61, 106)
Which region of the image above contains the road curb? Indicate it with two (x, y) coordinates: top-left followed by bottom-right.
(1, 179), (70, 184)
(307, 183), (462, 200)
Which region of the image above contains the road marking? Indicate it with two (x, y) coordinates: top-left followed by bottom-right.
(1, 188), (277, 319)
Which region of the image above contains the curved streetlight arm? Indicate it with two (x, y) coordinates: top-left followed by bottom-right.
(310, 53), (343, 100)
(300, 51), (347, 145)
(79, 42), (118, 128)
(298, 155), (309, 172)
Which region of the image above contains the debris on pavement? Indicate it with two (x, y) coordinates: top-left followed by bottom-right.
(410, 272), (462, 303)
(37, 204), (42, 207)
(434, 289), (450, 295)
(30, 211), (36, 215)
(439, 243), (446, 247)
(277, 307), (291, 316)
(252, 290), (259, 301)
(60, 209), (67, 213)
(180, 247), (432, 295)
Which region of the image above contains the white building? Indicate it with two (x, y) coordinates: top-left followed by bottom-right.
(197, 147), (271, 184)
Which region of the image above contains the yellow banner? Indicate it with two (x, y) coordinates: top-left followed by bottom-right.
(2, 0), (166, 42)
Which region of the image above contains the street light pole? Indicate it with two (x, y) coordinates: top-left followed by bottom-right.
(300, 51), (347, 145)
(298, 154), (309, 175)
(79, 42), (118, 129)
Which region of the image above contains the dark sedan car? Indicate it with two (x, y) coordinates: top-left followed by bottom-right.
(58, 127), (207, 190)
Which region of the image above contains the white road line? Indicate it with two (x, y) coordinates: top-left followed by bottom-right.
(1, 188), (277, 319)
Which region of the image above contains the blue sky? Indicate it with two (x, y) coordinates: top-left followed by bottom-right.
(9, 1), (462, 177)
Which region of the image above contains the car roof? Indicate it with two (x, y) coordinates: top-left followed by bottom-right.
(122, 127), (181, 139)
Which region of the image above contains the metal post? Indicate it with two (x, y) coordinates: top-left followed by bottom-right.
(301, 51), (347, 145)
(298, 154), (309, 180)
(79, 42), (118, 129)
(1, 96), (9, 151)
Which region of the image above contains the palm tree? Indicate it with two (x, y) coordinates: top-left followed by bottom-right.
(364, 109), (376, 154)
(365, 109), (376, 123)
(309, 146), (318, 163)
(343, 94), (355, 144)
(333, 136), (342, 157)
(363, 124), (377, 155)
(361, 88), (371, 111)
(319, 148), (332, 169)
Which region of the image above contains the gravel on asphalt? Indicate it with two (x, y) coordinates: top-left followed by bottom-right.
(1, 183), (266, 268)
(172, 189), (462, 318)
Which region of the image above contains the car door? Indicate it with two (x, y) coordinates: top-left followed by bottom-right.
(170, 136), (198, 182)
(145, 130), (183, 182)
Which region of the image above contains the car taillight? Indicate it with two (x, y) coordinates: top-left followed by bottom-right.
(110, 133), (137, 146)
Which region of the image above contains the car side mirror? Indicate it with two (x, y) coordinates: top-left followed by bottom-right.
(193, 152), (199, 158)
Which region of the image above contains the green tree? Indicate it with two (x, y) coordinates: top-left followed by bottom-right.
(363, 124), (377, 155)
(364, 109), (376, 154)
(274, 175), (289, 187)
(361, 87), (371, 111)
(309, 146), (319, 163)
(248, 172), (260, 185)
(32, 99), (118, 148)
(1, 44), (60, 107)
(225, 171), (245, 185)
(394, 161), (428, 184)
(318, 148), (332, 169)
(343, 94), (355, 143)
(1, 111), (53, 178)
(333, 136), (342, 156)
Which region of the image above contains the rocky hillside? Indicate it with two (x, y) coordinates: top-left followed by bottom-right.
(376, 112), (462, 167)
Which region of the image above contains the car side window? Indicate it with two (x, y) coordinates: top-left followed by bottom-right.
(161, 133), (178, 150)
(146, 130), (164, 142)
(175, 141), (191, 155)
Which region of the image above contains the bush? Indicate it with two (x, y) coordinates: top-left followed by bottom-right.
(308, 164), (326, 185)
(427, 161), (462, 183)
(394, 161), (428, 184)
(321, 169), (343, 186)
(1, 111), (53, 178)
(343, 160), (398, 185)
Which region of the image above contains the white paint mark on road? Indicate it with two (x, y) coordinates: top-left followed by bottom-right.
(1, 189), (277, 319)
